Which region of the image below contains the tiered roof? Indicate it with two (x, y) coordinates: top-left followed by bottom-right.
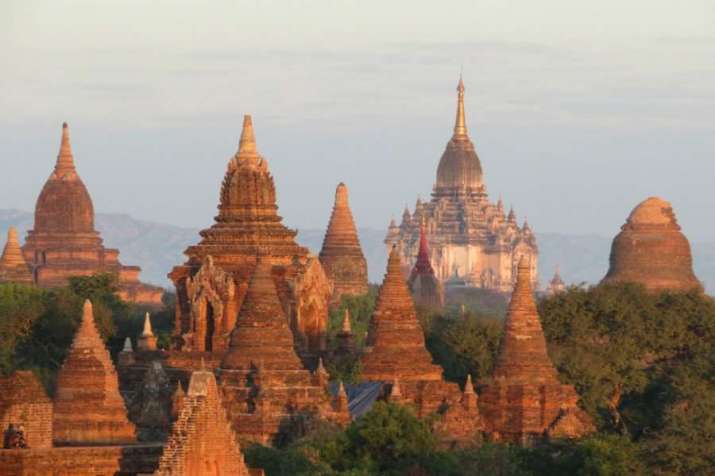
(53, 300), (136, 445)
(319, 182), (368, 302)
(0, 227), (32, 284)
(361, 246), (443, 382)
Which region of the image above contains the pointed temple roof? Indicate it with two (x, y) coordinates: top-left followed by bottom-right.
(319, 182), (368, 301)
(341, 308), (352, 334)
(156, 369), (251, 476)
(220, 256), (304, 371)
(602, 197), (701, 292)
(0, 227), (32, 284)
(408, 223), (444, 308)
(360, 246), (443, 382)
(550, 266), (565, 287)
(179, 115), (308, 272)
(53, 300), (136, 445)
(435, 77), (483, 193)
(142, 312), (154, 337)
(33, 122), (96, 234)
(491, 256), (559, 383)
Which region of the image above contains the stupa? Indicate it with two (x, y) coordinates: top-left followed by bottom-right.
(0, 227), (33, 284)
(218, 256), (348, 444)
(479, 256), (594, 444)
(0, 371), (53, 449)
(386, 78), (538, 292)
(156, 368), (254, 476)
(407, 222), (445, 308)
(360, 246), (480, 442)
(601, 197), (702, 292)
(319, 182), (368, 304)
(21, 123), (163, 305)
(53, 300), (136, 445)
(169, 116), (331, 360)
(546, 266), (566, 295)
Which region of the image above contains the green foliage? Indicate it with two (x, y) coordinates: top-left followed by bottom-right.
(0, 273), (172, 393)
(425, 310), (503, 383)
(0, 283), (46, 375)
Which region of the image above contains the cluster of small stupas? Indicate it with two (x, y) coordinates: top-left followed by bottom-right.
(168, 115), (333, 362)
(0, 299), (264, 475)
(601, 196), (702, 292)
(385, 78), (538, 293)
(319, 183), (369, 305)
(0, 123), (163, 305)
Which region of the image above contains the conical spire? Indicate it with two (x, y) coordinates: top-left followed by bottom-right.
(361, 245), (443, 382)
(464, 374), (474, 395)
(221, 255), (304, 371)
(142, 312), (154, 337)
(412, 222), (434, 275)
(341, 309), (352, 334)
(0, 227), (26, 267)
(122, 337), (133, 352)
(490, 256), (558, 383)
(237, 114), (258, 158)
(453, 75), (467, 138)
(54, 299), (136, 444)
(55, 122), (76, 175)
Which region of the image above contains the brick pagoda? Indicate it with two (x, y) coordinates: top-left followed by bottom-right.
(361, 246), (480, 443)
(53, 299), (136, 445)
(319, 182), (368, 305)
(601, 197), (702, 292)
(219, 256), (348, 444)
(21, 123), (163, 305)
(169, 115), (331, 361)
(155, 368), (258, 476)
(0, 371), (53, 449)
(0, 227), (33, 285)
(479, 256), (594, 444)
(407, 222), (444, 308)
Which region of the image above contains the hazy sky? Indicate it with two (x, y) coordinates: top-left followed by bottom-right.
(2, 1), (714, 241)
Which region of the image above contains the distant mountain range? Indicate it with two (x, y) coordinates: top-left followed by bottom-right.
(1, 209), (713, 293)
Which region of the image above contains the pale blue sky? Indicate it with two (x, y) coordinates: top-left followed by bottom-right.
(2, 0), (714, 240)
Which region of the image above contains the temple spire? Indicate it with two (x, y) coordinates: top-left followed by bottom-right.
(0, 227), (25, 267)
(142, 312), (154, 337)
(341, 309), (352, 334)
(453, 75), (467, 138)
(55, 122), (76, 175)
(237, 114), (258, 158)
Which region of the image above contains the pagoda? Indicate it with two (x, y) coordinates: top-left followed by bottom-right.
(546, 266), (566, 295)
(479, 256), (594, 444)
(169, 116), (331, 360)
(218, 256), (347, 444)
(21, 123), (163, 305)
(386, 78), (538, 292)
(319, 182), (368, 304)
(156, 368), (254, 476)
(0, 227), (33, 284)
(407, 222), (444, 308)
(53, 300), (136, 445)
(0, 371), (53, 449)
(601, 197), (702, 292)
(360, 246), (480, 442)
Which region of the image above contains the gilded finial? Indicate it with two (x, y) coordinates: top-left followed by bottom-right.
(454, 76), (467, 137)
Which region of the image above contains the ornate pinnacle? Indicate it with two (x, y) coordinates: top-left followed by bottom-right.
(341, 309), (352, 334)
(56, 122), (76, 174)
(464, 374), (475, 395)
(238, 114), (257, 157)
(453, 76), (467, 138)
(0, 227), (26, 267)
(141, 312), (154, 337)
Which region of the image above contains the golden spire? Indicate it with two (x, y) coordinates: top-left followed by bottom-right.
(453, 75), (467, 138)
(341, 308), (352, 334)
(55, 122), (76, 175)
(237, 114), (258, 158)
